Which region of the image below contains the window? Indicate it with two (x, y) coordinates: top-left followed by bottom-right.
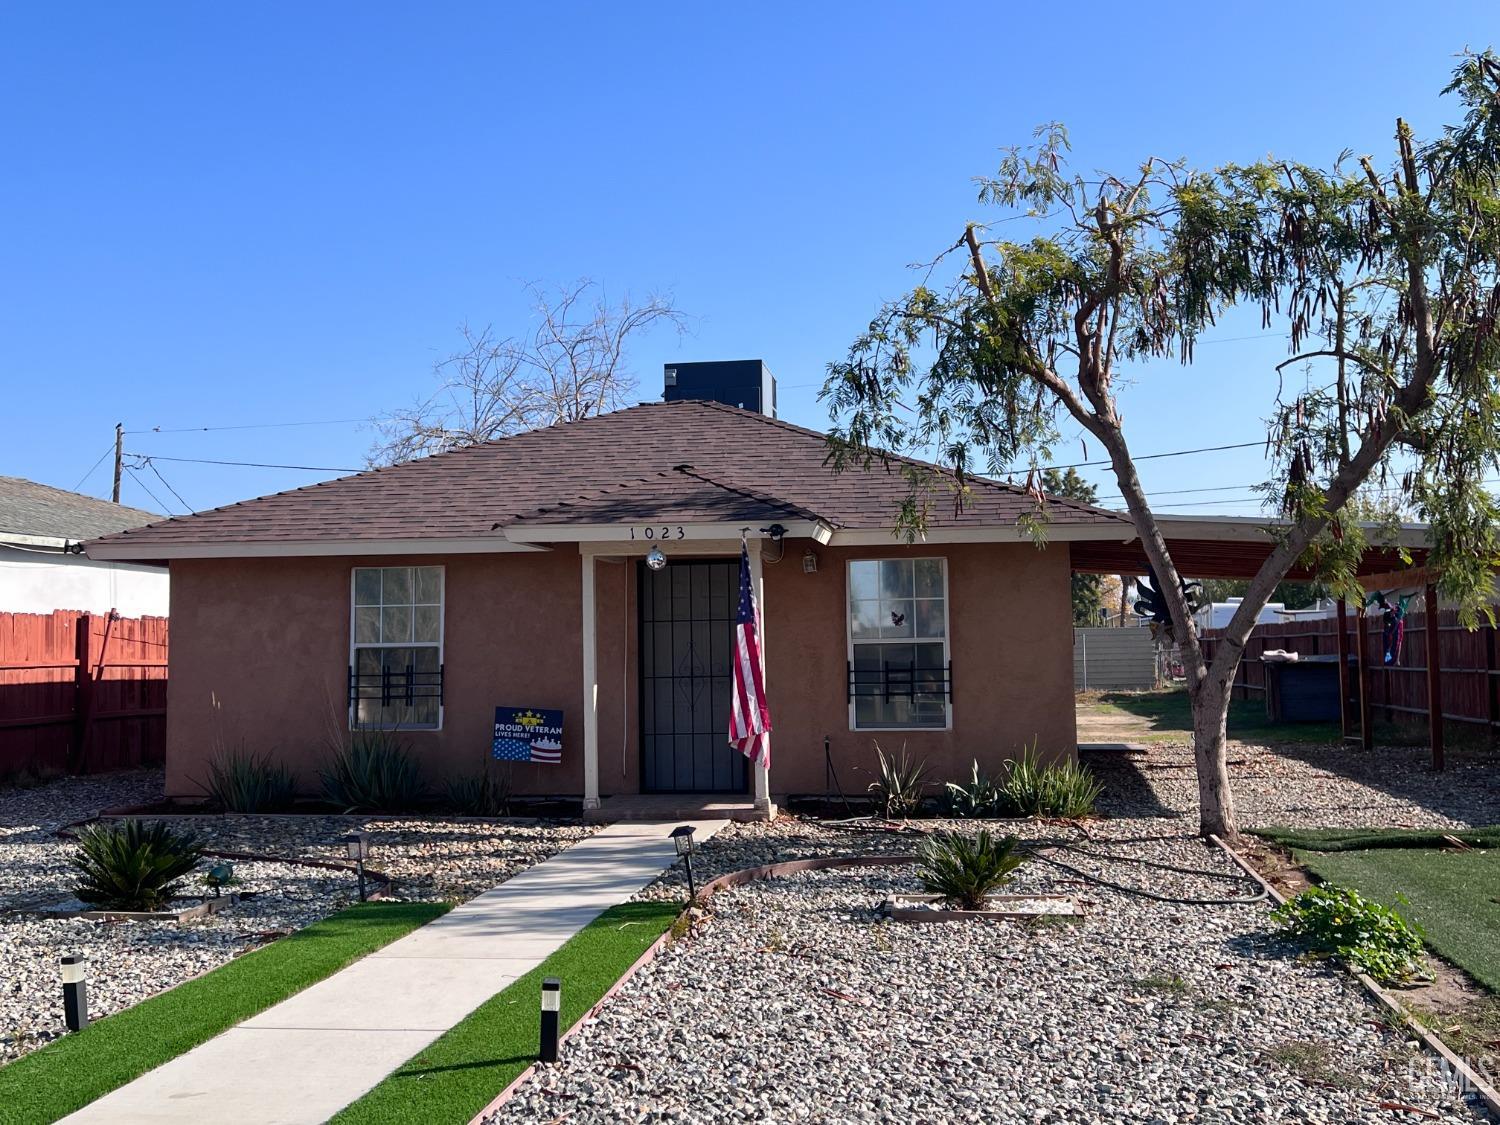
(350, 566), (444, 729)
(847, 558), (950, 729)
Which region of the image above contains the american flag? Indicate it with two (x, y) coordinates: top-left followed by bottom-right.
(729, 537), (771, 768)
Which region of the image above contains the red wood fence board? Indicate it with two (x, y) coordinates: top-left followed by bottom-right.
(0, 610), (168, 775)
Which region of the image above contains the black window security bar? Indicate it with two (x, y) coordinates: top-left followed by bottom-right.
(347, 664), (445, 707)
(847, 661), (953, 703)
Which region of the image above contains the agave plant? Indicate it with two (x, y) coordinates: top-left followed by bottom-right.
(201, 746), (297, 813)
(916, 829), (1027, 911)
(867, 742), (929, 819)
(944, 759), (1004, 818)
(72, 819), (205, 911)
(445, 771), (514, 817)
(1000, 743), (1104, 818)
(320, 729), (428, 813)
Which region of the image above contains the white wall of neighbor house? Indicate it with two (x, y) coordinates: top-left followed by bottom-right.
(0, 547), (169, 616)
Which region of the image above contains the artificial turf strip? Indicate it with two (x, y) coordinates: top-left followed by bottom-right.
(0, 900), (449, 1125)
(1252, 825), (1500, 852)
(329, 899), (683, 1125)
(1291, 847), (1500, 993)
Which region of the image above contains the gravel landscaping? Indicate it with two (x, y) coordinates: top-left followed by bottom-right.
(493, 736), (1500, 1124)
(0, 769), (592, 1063)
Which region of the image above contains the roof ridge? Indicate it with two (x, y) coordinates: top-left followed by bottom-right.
(670, 465), (832, 525)
(686, 399), (1127, 523)
(502, 464), (828, 527)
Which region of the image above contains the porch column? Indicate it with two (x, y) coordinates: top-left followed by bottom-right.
(581, 552), (600, 810)
(747, 537), (772, 814)
(1425, 582), (1444, 771)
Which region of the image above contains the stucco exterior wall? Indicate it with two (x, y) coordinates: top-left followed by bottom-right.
(0, 547), (169, 616)
(163, 540), (1076, 800)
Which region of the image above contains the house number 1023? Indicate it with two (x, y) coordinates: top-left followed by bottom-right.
(630, 526), (686, 540)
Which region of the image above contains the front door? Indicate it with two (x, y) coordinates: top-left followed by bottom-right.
(638, 560), (748, 793)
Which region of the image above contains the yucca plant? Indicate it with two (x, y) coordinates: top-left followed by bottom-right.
(320, 729), (428, 813)
(916, 829), (1027, 910)
(944, 759), (1003, 818)
(72, 819), (205, 911)
(1000, 743), (1104, 818)
(445, 771), (514, 817)
(867, 742), (929, 819)
(201, 746), (298, 813)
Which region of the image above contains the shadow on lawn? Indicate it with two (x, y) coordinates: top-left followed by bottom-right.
(1095, 688), (1342, 745)
(394, 1055), (533, 1078)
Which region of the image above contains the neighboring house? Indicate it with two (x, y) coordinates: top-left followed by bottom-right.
(82, 365), (1429, 813)
(0, 476), (167, 616)
(1194, 597), (1287, 631)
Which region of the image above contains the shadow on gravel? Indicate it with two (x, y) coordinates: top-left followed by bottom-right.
(1079, 747), (1185, 820)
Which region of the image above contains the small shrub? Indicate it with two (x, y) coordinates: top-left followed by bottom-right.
(1271, 884), (1429, 984)
(201, 746), (297, 813)
(445, 772), (513, 817)
(944, 760), (1004, 818)
(916, 829), (1027, 910)
(867, 742), (929, 819)
(321, 729), (428, 813)
(999, 744), (1104, 818)
(72, 819), (204, 911)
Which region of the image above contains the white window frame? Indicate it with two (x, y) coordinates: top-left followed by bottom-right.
(348, 565), (445, 731)
(845, 557), (952, 732)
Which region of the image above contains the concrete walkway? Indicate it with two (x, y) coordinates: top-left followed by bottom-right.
(61, 819), (727, 1125)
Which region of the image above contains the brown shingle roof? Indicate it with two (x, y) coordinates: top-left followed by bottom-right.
(87, 400), (1126, 547)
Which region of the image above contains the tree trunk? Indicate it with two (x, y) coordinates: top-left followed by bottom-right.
(1118, 575), (1130, 626)
(1189, 677), (1239, 840)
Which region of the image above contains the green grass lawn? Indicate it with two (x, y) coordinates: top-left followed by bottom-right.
(1254, 828), (1500, 993)
(1086, 687), (1341, 744)
(0, 901), (448, 1125)
(330, 899), (682, 1125)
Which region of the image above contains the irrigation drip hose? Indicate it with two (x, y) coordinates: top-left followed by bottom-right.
(801, 816), (1268, 906)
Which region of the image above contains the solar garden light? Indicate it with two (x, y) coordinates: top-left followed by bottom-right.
(61, 955), (88, 1032)
(670, 824), (698, 901)
(539, 976), (561, 1062)
(342, 832), (371, 901)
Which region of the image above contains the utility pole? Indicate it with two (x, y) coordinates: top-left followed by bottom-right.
(111, 423), (123, 503)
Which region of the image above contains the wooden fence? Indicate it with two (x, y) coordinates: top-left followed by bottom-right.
(1201, 609), (1500, 733)
(0, 610), (168, 775)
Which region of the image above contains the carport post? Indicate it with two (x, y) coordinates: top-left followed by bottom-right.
(1356, 605), (1373, 751)
(1425, 582), (1444, 771)
(1334, 597), (1351, 739)
(582, 553), (600, 810)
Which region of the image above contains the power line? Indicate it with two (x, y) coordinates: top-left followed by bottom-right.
(72, 444), (116, 492)
(132, 457), (192, 512)
(1015, 438), (1266, 476)
(123, 466), (173, 513)
(124, 417), (373, 435)
(124, 451), (363, 473)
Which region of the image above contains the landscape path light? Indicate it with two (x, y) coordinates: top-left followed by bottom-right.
(342, 832), (371, 901)
(61, 954), (88, 1032)
(670, 824), (698, 902)
(539, 976), (561, 1062)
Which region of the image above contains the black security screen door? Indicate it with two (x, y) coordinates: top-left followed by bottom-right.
(639, 560), (748, 793)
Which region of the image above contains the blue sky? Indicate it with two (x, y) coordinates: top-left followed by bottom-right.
(2, 3), (1491, 518)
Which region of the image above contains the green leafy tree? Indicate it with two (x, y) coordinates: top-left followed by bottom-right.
(825, 53), (1500, 840)
(1042, 467), (1107, 624)
(1198, 578), (1326, 612)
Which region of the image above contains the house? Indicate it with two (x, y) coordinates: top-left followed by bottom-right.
(0, 476), (167, 616)
(82, 366), (1429, 814)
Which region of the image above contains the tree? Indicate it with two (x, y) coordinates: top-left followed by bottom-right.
(371, 279), (687, 464)
(1042, 467), (1107, 624)
(825, 53), (1500, 840)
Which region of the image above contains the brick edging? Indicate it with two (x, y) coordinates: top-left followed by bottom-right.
(1210, 834), (1500, 1119)
(465, 853), (916, 1124)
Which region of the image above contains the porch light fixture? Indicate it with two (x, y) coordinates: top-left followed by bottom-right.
(670, 824), (698, 901)
(645, 547), (668, 571)
(342, 832), (371, 901)
(61, 955), (88, 1032)
(802, 548), (818, 574)
(539, 976), (561, 1062)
